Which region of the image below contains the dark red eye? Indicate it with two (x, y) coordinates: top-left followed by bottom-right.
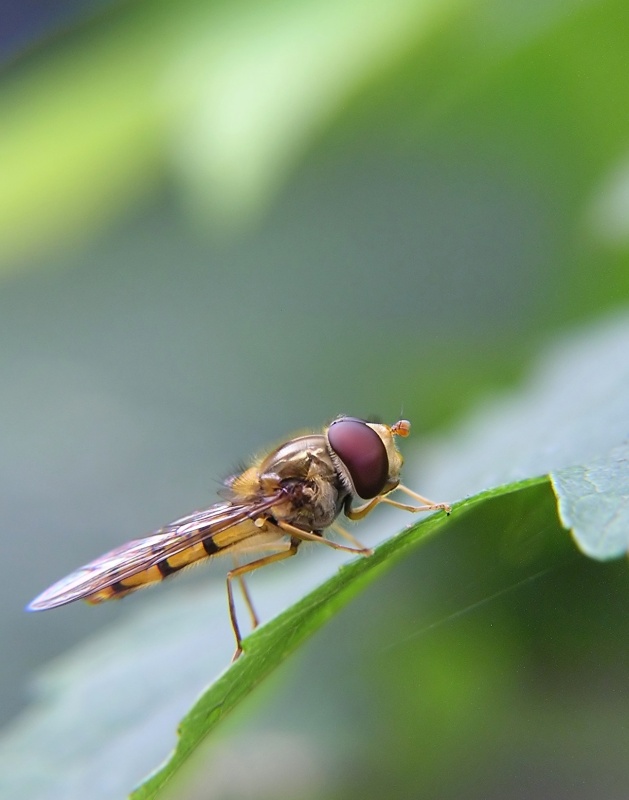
(327, 418), (388, 499)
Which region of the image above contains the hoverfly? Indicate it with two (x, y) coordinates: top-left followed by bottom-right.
(28, 416), (450, 659)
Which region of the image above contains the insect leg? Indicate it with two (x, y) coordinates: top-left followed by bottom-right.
(346, 490), (451, 520)
(393, 484), (451, 514)
(344, 496), (382, 521)
(330, 522), (369, 551)
(276, 520), (373, 556)
(227, 544), (299, 661)
(378, 496), (448, 513)
(232, 557), (259, 630)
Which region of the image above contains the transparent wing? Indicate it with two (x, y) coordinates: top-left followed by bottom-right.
(27, 495), (282, 610)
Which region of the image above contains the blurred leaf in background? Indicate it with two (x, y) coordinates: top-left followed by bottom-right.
(1, 0), (629, 797)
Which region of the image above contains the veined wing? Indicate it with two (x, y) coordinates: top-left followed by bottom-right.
(27, 494), (283, 611)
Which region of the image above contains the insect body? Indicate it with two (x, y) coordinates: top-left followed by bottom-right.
(28, 417), (450, 658)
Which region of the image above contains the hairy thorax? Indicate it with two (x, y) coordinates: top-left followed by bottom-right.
(229, 434), (349, 532)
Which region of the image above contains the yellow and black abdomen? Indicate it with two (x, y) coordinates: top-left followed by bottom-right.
(84, 539), (221, 603)
(83, 517), (281, 604)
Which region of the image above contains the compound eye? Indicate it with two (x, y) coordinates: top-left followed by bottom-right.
(327, 418), (388, 499)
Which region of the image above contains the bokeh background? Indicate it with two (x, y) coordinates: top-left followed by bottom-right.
(2, 0), (629, 798)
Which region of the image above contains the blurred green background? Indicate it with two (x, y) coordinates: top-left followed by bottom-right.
(2, 0), (629, 797)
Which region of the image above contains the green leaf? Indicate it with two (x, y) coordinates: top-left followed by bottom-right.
(551, 443), (629, 559)
(412, 313), (629, 504)
(130, 479), (542, 799)
(0, 480), (544, 800)
(3, 311), (628, 799)
(415, 313), (629, 564)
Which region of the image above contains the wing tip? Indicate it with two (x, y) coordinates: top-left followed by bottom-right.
(26, 589), (66, 612)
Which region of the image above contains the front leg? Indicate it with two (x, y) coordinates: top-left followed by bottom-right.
(344, 486), (451, 521)
(344, 496), (381, 521)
